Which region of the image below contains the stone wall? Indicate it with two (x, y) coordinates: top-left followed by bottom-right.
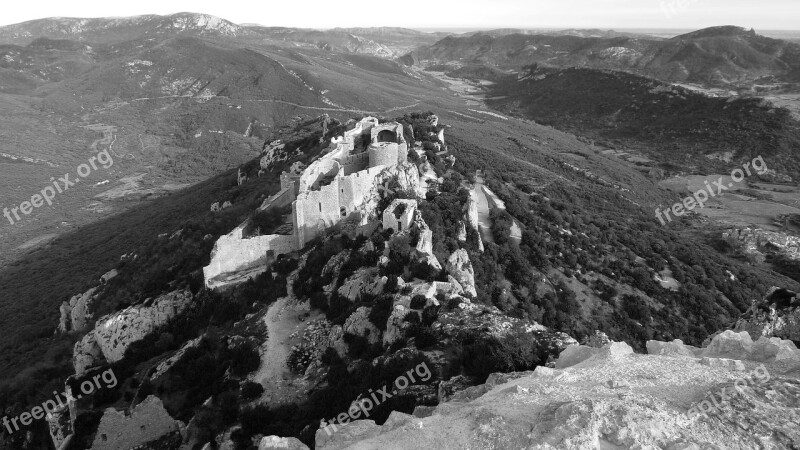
(383, 199), (417, 233)
(203, 226), (297, 287)
(91, 396), (181, 450)
(369, 142), (400, 168)
(294, 181), (344, 247)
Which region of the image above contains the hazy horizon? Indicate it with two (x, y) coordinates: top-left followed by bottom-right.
(1, 0), (798, 31)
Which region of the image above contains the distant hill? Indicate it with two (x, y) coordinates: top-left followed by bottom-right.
(0, 14), (446, 58)
(0, 13), (248, 45)
(486, 66), (800, 175)
(402, 26), (800, 88)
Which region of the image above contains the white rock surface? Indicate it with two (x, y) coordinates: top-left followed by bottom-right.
(445, 249), (477, 297)
(383, 305), (412, 345)
(316, 338), (800, 449)
(73, 333), (104, 375)
(58, 287), (97, 334)
(343, 307), (381, 345)
(646, 339), (698, 357)
(93, 290), (193, 364)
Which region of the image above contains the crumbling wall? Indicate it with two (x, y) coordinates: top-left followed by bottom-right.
(294, 180), (343, 247)
(383, 199), (417, 233)
(91, 396), (181, 450)
(203, 226), (297, 286)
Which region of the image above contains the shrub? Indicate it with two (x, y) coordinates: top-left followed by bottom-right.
(240, 381), (264, 400)
(410, 295), (427, 309)
(369, 295), (395, 331)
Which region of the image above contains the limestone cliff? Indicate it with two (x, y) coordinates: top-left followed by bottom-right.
(445, 249), (476, 298)
(72, 290), (194, 374)
(58, 287), (97, 334)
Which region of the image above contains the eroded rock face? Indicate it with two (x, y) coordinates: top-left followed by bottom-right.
(58, 287), (97, 334)
(383, 305), (412, 346)
(342, 307), (381, 345)
(702, 330), (754, 359)
(315, 338), (800, 450)
(445, 249), (476, 297)
(258, 435), (309, 450)
(93, 290), (194, 364)
(735, 287), (800, 342)
(91, 396), (182, 450)
(73, 333), (104, 375)
(338, 270), (387, 302)
(646, 339), (699, 357)
(465, 193), (483, 252)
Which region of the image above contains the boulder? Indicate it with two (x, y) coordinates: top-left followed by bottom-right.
(750, 336), (799, 363)
(556, 342), (633, 369)
(701, 330), (754, 360)
(445, 249), (477, 297)
(646, 339), (698, 357)
(258, 436), (309, 450)
(343, 307), (381, 345)
(337, 270), (386, 302)
(384, 305), (412, 346)
(73, 333), (104, 375)
(93, 290), (193, 363)
(58, 287), (97, 334)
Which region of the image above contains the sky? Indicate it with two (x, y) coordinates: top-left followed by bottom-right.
(0, 0), (798, 31)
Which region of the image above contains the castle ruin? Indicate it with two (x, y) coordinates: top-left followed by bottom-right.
(204, 117), (421, 289)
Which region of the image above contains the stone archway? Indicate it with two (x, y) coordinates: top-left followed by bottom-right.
(377, 129), (397, 143)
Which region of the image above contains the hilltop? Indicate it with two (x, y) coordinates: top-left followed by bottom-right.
(401, 26), (800, 88)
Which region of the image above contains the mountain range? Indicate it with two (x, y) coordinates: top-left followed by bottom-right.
(0, 12), (799, 450)
(402, 25), (800, 88)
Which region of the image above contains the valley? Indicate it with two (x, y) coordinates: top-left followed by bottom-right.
(0, 11), (799, 450)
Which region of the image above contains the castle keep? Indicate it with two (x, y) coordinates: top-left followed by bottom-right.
(203, 117), (417, 288)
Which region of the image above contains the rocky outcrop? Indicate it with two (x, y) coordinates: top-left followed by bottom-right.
(383, 305), (412, 346)
(464, 193), (483, 252)
(73, 290), (193, 373)
(735, 287), (800, 342)
(647, 330), (800, 364)
(445, 249), (476, 297)
(315, 336), (800, 449)
(338, 269), (387, 302)
(59, 287), (97, 334)
(91, 396), (182, 450)
(258, 436), (309, 450)
(73, 332), (105, 375)
(342, 307), (382, 345)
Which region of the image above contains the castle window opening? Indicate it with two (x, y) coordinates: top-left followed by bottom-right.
(377, 129), (397, 143)
(340, 207), (347, 217)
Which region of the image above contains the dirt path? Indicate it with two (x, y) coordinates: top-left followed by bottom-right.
(250, 261), (315, 404)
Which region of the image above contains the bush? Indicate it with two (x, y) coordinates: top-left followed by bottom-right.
(240, 381), (264, 400)
(410, 295), (427, 309)
(369, 295), (395, 331)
